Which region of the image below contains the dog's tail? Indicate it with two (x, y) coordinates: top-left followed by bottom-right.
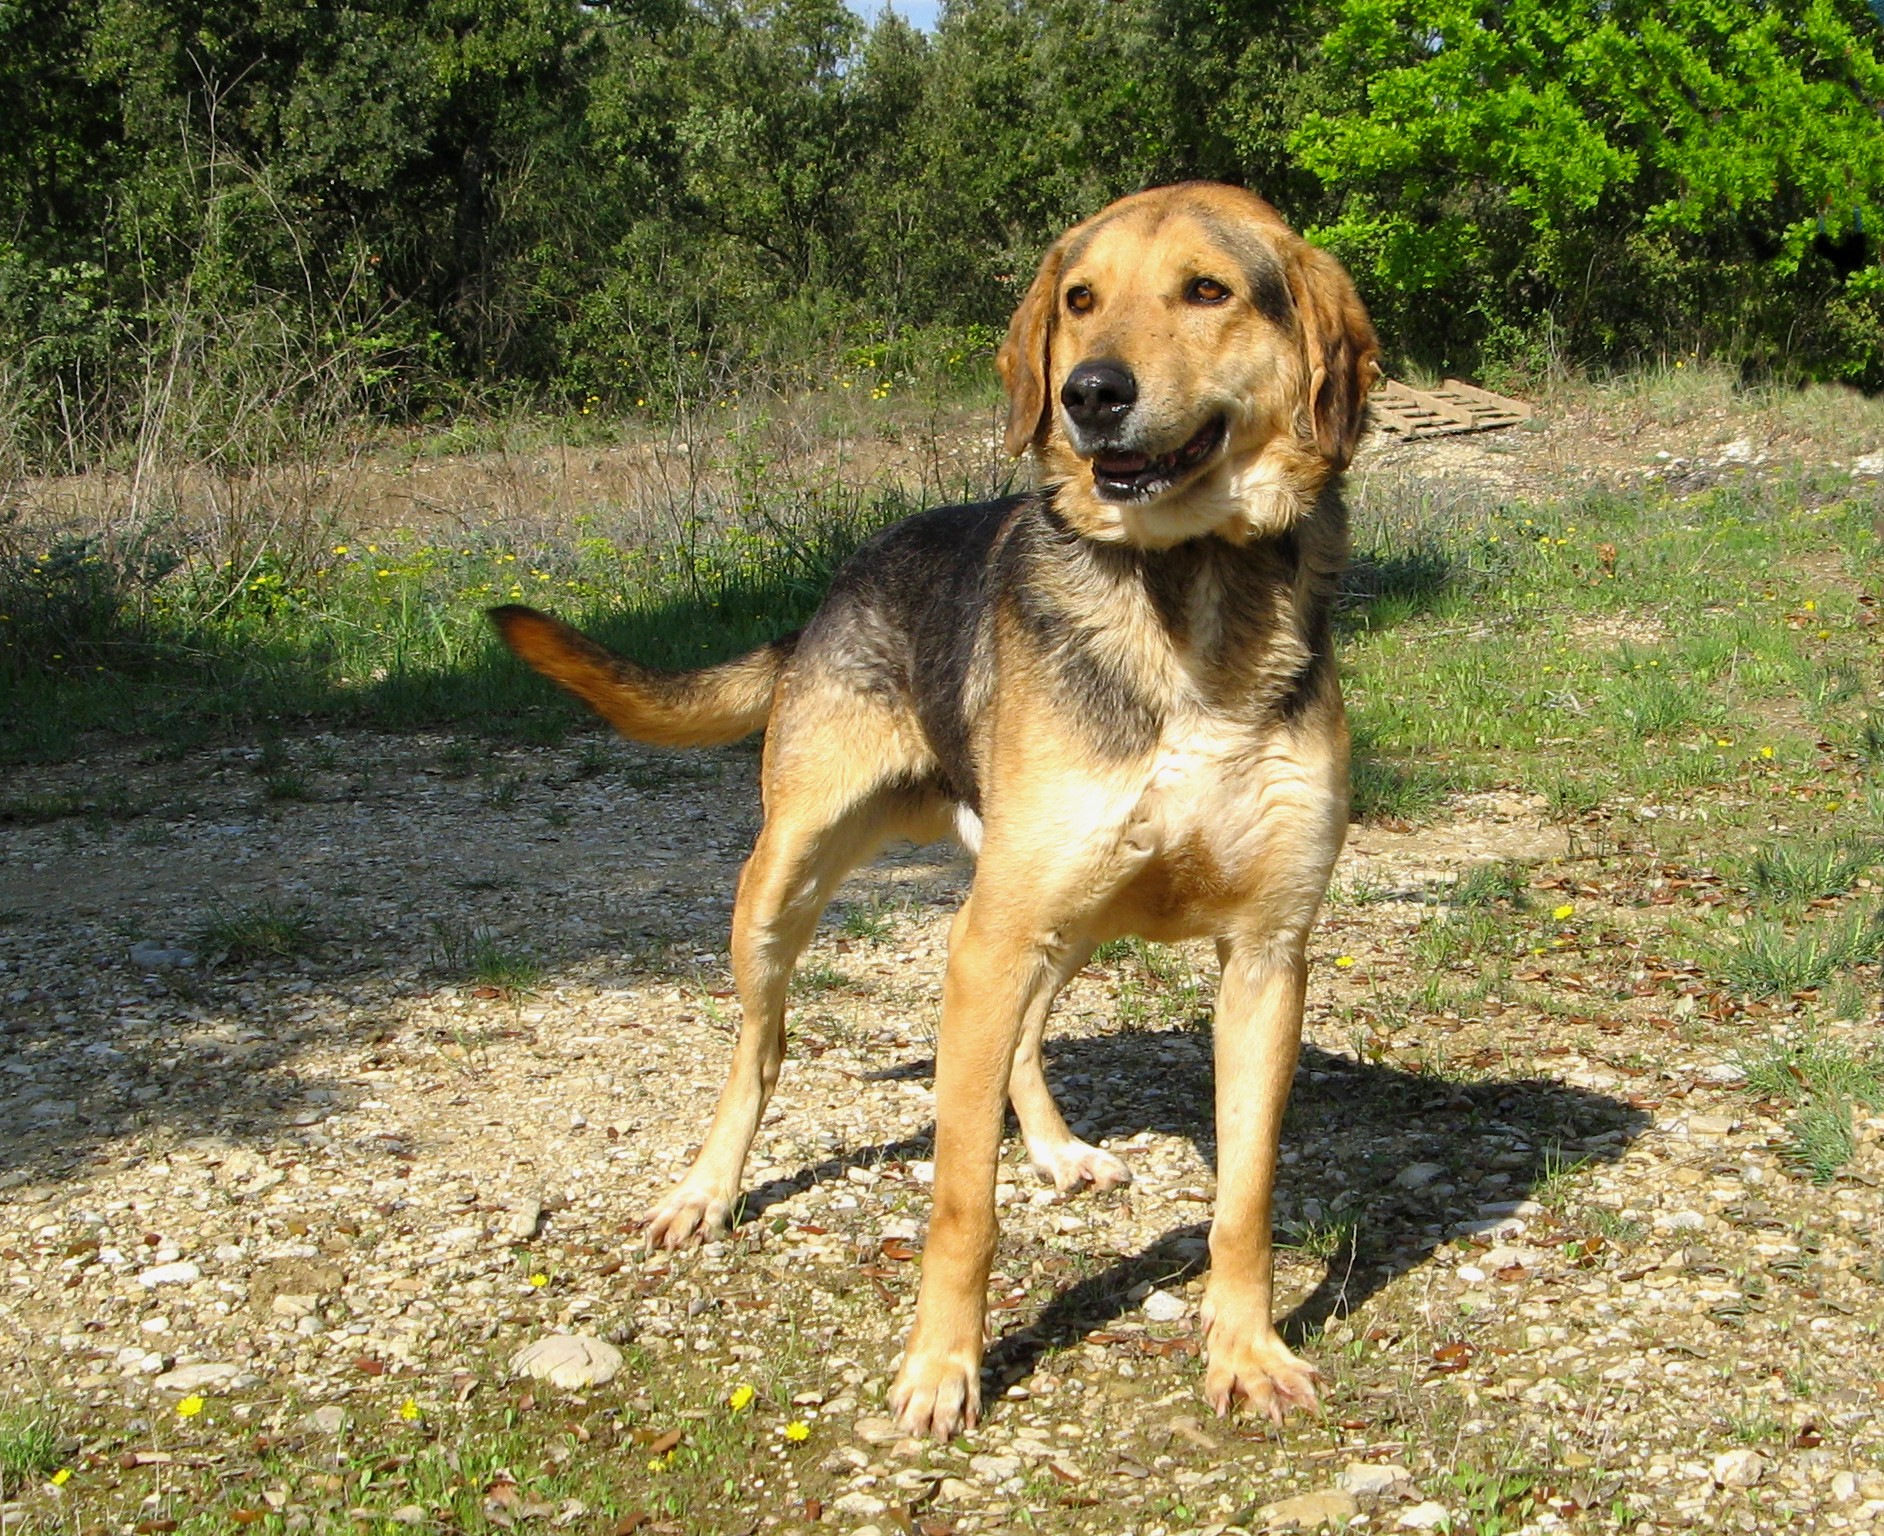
(489, 605), (793, 748)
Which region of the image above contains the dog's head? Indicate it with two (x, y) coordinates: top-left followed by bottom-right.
(998, 183), (1379, 547)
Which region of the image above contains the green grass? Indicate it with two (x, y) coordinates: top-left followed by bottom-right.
(0, 1413), (63, 1498)
(262, 769), (313, 801)
(1739, 1034), (1884, 1183)
(1413, 908), (1509, 969)
(1092, 937), (1211, 1030)
(1281, 1215), (1360, 1260)
(1741, 835), (1882, 903)
(1, 481), (924, 765)
(1453, 860), (1531, 909)
(834, 896), (902, 943)
(1706, 904), (1884, 996)
(198, 900), (320, 964)
(429, 919), (545, 995)
(790, 961), (851, 996)
(1349, 740), (1453, 824)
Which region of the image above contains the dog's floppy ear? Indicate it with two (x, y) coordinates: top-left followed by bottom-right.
(1289, 244), (1380, 472)
(996, 237), (1068, 459)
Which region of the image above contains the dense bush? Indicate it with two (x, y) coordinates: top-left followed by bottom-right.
(1, 0), (1881, 461)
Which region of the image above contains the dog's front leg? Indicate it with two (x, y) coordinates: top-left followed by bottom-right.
(1199, 930), (1321, 1420)
(889, 892), (1049, 1438)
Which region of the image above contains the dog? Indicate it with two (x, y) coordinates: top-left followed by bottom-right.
(491, 181), (1378, 1439)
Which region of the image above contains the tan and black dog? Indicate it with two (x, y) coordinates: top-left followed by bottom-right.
(491, 181), (1379, 1438)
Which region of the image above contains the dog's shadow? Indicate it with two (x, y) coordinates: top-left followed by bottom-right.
(742, 1031), (1647, 1388)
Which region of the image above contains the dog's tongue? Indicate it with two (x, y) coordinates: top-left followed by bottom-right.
(1096, 451), (1150, 475)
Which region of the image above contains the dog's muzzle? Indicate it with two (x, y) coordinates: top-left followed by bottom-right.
(1088, 416), (1227, 503)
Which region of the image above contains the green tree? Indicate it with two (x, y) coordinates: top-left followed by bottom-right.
(1292, 0), (1884, 380)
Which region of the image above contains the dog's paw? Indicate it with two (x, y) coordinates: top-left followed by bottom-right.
(1026, 1137), (1131, 1195)
(888, 1343), (982, 1439)
(642, 1184), (735, 1249)
(1199, 1293), (1321, 1423)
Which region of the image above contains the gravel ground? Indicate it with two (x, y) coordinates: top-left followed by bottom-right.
(3, 721), (1881, 1536)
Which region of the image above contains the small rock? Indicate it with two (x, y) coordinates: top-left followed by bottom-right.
(1698, 1063), (1747, 1085)
(1456, 1266), (1487, 1284)
(969, 1453), (1021, 1483)
(271, 1293), (320, 1319)
(1252, 1488), (1359, 1530)
(1340, 1462), (1415, 1501)
(937, 1479), (975, 1502)
(852, 1416), (901, 1445)
(1686, 1114), (1734, 1136)
(1852, 452), (1884, 477)
(1142, 1288), (1188, 1323)
(154, 1362), (240, 1394)
(1450, 1216), (1524, 1240)
(508, 1334), (623, 1390)
(1832, 1471), (1858, 1501)
(1479, 1246), (1548, 1273)
(1396, 1162), (1446, 1190)
(830, 1491), (888, 1518)
(506, 1195), (543, 1242)
(1718, 438), (1755, 464)
(389, 1506), (427, 1525)
(129, 942), (197, 971)
(1398, 1501), (1451, 1529)
(302, 1405), (350, 1435)
(1712, 1448), (1766, 1488)
(137, 1261), (201, 1288)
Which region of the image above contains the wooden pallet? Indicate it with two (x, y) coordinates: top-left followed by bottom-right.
(1369, 378), (1533, 439)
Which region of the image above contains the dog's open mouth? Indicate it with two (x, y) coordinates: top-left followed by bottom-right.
(1090, 416), (1226, 502)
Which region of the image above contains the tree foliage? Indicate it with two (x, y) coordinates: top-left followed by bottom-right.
(1293, 0), (1884, 377)
(1, 0), (1882, 458)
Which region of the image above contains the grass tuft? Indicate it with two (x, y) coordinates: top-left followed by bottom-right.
(1741, 835), (1881, 903)
(1739, 1034), (1883, 1183)
(1453, 860), (1530, 909)
(1350, 753), (1451, 824)
(198, 900), (319, 964)
(1710, 905), (1884, 996)
(834, 897), (901, 944)
(429, 919), (544, 995)
(0, 1413), (64, 1497)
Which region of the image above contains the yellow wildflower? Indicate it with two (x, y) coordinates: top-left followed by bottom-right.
(528, 1273), (549, 1287)
(1760, 746), (1775, 759)
(177, 1395), (205, 1417)
(400, 1399), (422, 1421)
(1333, 955), (1356, 969)
(1552, 904), (1575, 922)
(51, 1469), (72, 1487)
(729, 1383), (756, 1411)
(784, 1421), (811, 1442)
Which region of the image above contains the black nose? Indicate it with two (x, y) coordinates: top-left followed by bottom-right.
(1060, 360), (1137, 434)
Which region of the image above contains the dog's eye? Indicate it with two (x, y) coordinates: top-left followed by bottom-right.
(1187, 277), (1231, 305)
(1065, 285), (1094, 315)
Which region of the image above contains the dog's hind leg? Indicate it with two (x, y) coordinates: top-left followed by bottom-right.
(643, 691), (944, 1249)
(642, 800), (889, 1248)
(1006, 941), (1133, 1194)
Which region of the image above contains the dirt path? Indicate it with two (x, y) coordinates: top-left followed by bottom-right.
(4, 707), (1881, 1535)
